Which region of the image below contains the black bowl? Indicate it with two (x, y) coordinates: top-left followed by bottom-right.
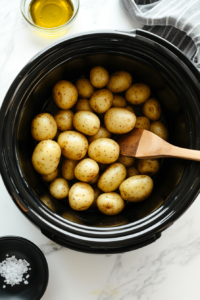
(0, 236), (48, 300)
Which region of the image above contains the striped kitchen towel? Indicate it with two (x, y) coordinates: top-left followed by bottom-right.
(121, 0), (200, 69)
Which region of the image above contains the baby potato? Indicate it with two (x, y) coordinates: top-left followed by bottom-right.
(74, 158), (99, 182)
(97, 193), (125, 215)
(73, 111), (100, 136)
(69, 182), (94, 211)
(125, 106), (135, 113)
(89, 89), (113, 113)
(75, 99), (93, 112)
(90, 187), (102, 208)
(150, 121), (168, 141)
(118, 155), (135, 167)
(125, 83), (151, 105)
(31, 113), (57, 141)
(127, 166), (139, 177)
(75, 78), (95, 98)
(119, 175), (153, 202)
(57, 131), (88, 160)
(42, 168), (59, 182)
(54, 110), (74, 131)
(138, 159), (160, 176)
(50, 178), (69, 199)
(112, 95), (127, 108)
(107, 71), (132, 93)
(53, 80), (78, 109)
(88, 138), (119, 164)
(88, 173), (100, 184)
(32, 140), (61, 175)
(104, 108), (136, 134)
(88, 126), (111, 143)
(98, 163), (127, 192)
(135, 116), (150, 130)
(90, 66), (109, 88)
(61, 158), (78, 180)
(142, 98), (161, 121)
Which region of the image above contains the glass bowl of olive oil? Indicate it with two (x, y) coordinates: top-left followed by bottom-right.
(20, 0), (80, 37)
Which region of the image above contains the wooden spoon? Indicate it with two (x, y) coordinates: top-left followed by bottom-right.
(117, 128), (200, 161)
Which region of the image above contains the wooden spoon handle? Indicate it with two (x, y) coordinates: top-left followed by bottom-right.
(168, 145), (200, 161)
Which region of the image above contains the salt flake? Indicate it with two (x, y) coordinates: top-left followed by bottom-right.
(0, 255), (31, 288)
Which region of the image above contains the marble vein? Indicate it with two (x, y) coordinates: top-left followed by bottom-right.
(40, 241), (64, 256)
(98, 235), (200, 300)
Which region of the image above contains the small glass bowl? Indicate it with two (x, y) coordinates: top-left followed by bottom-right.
(20, 0), (80, 37)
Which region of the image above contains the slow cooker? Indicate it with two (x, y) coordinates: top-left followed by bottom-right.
(1, 29), (200, 254)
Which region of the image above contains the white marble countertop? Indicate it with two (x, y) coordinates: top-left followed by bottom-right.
(1, 0), (200, 299)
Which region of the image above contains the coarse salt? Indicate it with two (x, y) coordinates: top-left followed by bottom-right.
(0, 255), (31, 288)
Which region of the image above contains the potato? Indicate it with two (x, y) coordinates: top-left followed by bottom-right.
(73, 111), (100, 136)
(31, 113), (57, 141)
(118, 155), (135, 167)
(104, 108), (136, 134)
(50, 178), (69, 199)
(97, 193), (125, 215)
(138, 159), (160, 176)
(75, 78), (95, 98)
(89, 89), (113, 113)
(142, 98), (161, 121)
(88, 126), (111, 143)
(135, 116), (150, 130)
(119, 175), (153, 202)
(127, 166), (139, 177)
(90, 187), (102, 208)
(74, 158), (99, 182)
(150, 121), (168, 141)
(75, 99), (93, 112)
(61, 209), (84, 224)
(42, 168), (59, 182)
(88, 138), (119, 164)
(69, 182), (94, 211)
(125, 106), (135, 113)
(90, 66), (109, 88)
(53, 80), (78, 109)
(125, 83), (151, 105)
(112, 95), (127, 108)
(61, 158), (78, 180)
(98, 163), (127, 192)
(88, 173), (100, 184)
(32, 140), (61, 175)
(54, 110), (74, 131)
(107, 71), (132, 93)
(58, 131), (88, 160)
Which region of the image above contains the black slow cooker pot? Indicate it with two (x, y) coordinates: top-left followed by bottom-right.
(1, 29), (200, 254)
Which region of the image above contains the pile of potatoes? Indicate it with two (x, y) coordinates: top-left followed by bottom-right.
(31, 66), (168, 218)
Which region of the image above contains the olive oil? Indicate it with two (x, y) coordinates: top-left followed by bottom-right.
(30, 0), (74, 28)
